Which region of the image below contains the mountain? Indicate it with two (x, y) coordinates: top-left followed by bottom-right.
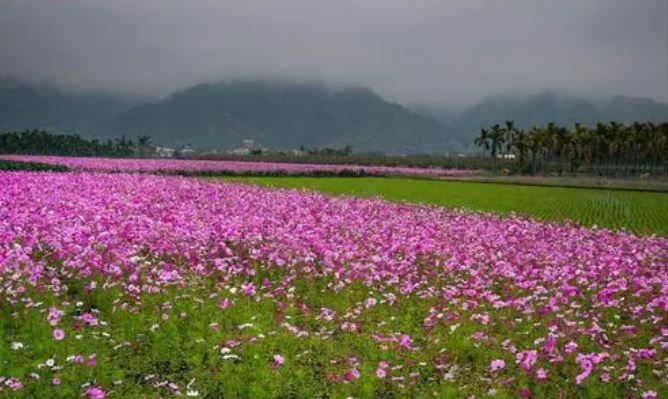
(109, 81), (456, 153)
(2, 77), (666, 153)
(600, 96), (668, 122)
(413, 92), (668, 150)
(0, 77), (139, 136)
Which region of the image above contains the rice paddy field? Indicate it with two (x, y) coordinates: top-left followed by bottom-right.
(1, 163), (667, 399)
(224, 177), (668, 235)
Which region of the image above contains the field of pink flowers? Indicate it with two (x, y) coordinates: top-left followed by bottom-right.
(1, 170), (666, 398)
(0, 155), (478, 177)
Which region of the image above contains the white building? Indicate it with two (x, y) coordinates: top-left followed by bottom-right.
(229, 138), (264, 155)
(155, 146), (176, 158)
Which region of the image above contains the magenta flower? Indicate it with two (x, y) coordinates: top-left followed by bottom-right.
(85, 386), (106, 399)
(242, 282), (256, 296)
(53, 329), (65, 341)
(47, 307), (64, 326)
(7, 378), (23, 391)
(218, 298), (230, 310)
(271, 354), (284, 368)
(375, 361), (388, 379)
(490, 359), (505, 372)
(343, 368), (360, 382)
(87, 353), (97, 368)
(516, 350), (538, 371)
(564, 341), (578, 353)
(398, 334), (413, 349)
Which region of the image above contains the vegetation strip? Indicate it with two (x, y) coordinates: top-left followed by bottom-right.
(224, 177), (668, 235)
(0, 155), (478, 178)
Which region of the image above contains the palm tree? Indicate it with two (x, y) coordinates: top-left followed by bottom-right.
(137, 135), (152, 157)
(508, 127), (529, 173)
(526, 126), (544, 175)
(488, 124), (507, 171)
(474, 128), (490, 157)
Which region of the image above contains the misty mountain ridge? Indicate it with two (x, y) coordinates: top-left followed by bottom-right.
(0, 77), (142, 135)
(1, 78), (666, 153)
(417, 91), (668, 149)
(109, 81), (456, 152)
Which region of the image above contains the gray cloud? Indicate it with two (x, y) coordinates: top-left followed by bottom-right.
(1, 0), (666, 106)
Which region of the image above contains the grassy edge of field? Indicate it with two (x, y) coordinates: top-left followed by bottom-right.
(437, 175), (668, 193)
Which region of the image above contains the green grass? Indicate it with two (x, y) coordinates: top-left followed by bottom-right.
(220, 177), (668, 235)
(4, 264), (662, 398)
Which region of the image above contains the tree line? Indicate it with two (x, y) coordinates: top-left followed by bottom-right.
(475, 121), (668, 176)
(0, 130), (152, 157)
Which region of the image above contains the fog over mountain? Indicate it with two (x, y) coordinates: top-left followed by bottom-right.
(2, 77), (665, 153)
(1, 0), (666, 107)
(414, 92), (668, 150)
(1, 1), (666, 152)
(0, 77), (141, 135)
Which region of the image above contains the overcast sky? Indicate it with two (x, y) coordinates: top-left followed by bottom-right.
(1, 0), (666, 107)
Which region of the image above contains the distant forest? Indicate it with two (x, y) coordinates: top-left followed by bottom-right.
(2, 123), (667, 177)
(0, 130), (152, 157)
(475, 121), (668, 175)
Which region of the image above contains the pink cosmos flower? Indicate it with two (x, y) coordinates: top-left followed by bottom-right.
(218, 298), (230, 310)
(242, 282), (256, 296)
(536, 368), (547, 381)
(87, 353), (97, 367)
(365, 297), (377, 308)
(490, 359), (506, 372)
(85, 386), (106, 399)
(398, 334), (413, 349)
(641, 391), (658, 399)
(81, 313), (99, 326)
(376, 361), (389, 378)
(564, 341), (578, 353)
(47, 307), (63, 326)
(516, 350), (538, 371)
(343, 368), (360, 382)
(542, 335), (556, 354)
(471, 331), (486, 341)
(575, 353), (596, 385)
(271, 354), (284, 368)
(7, 378), (23, 391)
(53, 329), (65, 341)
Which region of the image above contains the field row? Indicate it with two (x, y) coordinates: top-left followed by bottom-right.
(225, 177), (668, 235)
(0, 155), (478, 178)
